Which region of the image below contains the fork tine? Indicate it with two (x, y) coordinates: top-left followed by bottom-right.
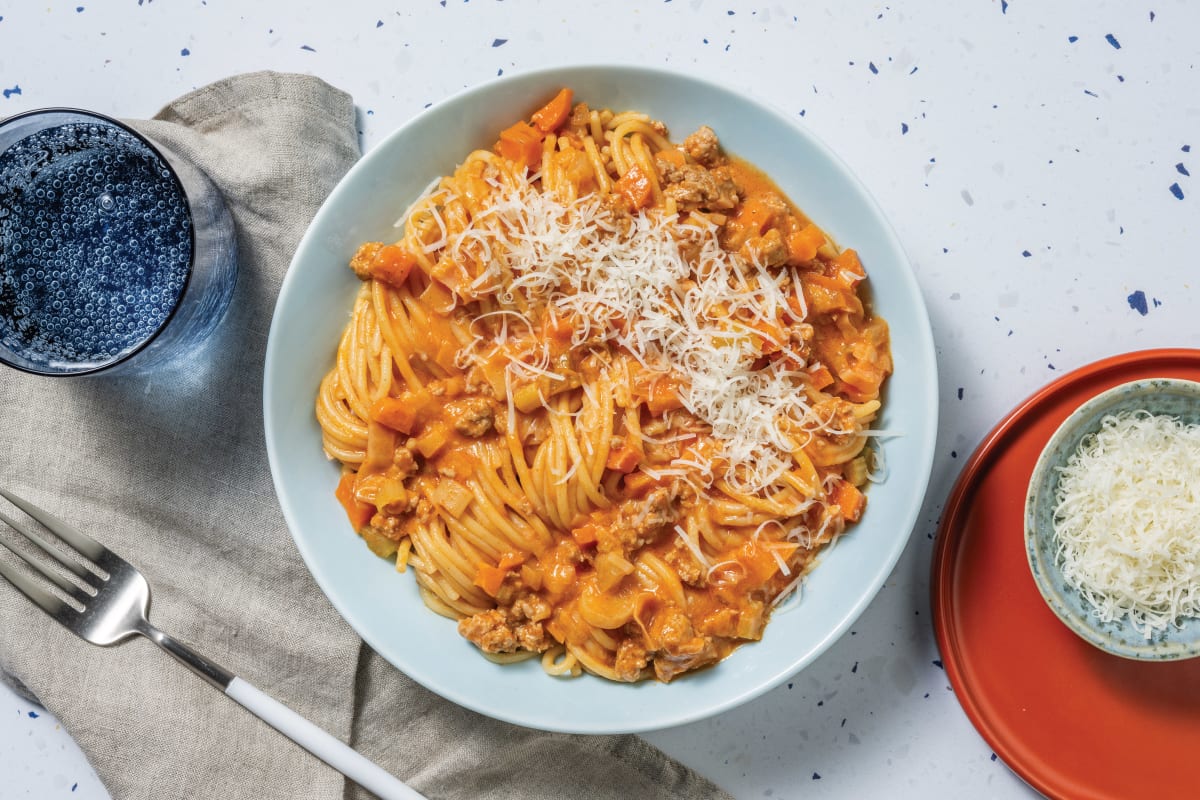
(0, 536), (82, 625)
(0, 509), (97, 595)
(0, 488), (106, 563)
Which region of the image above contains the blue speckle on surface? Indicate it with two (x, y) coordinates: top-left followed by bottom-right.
(1185, 145), (1192, 153)
(376, 19), (383, 27)
(933, 659), (944, 669)
(957, 387), (963, 400)
(27, 710), (38, 718)
(812, 773), (822, 780)
(1170, 182), (1184, 200)
(1127, 290), (1149, 315)
(1022, 250), (1031, 257)
(851, 661), (859, 673)
(72, 784), (78, 792)
(910, 66), (918, 75)
(76, 5), (84, 11)
(1083, 89), (1098, 97)
(868, 62), (878, 74)
(2, 85), (22, 99)
(1150, 11), (1155, 21)
(300, 44), (316, 52)
(1177, 163), (1191, 176)
(491, 38), (507, 47)
(727, 9), (735, 14)
(1117, 74), (1125, 82)
(1105, 33), (1121, 49)
(1000, 0), (1008, 13)
(180, 47), (190, 56)
(901, 122), (908, 134)
(991, 753), (999, 762)
(1068, 35), (1078, 43)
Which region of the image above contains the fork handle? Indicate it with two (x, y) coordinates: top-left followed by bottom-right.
(224, 677), (427, 800)
(146, 627), (425, 800)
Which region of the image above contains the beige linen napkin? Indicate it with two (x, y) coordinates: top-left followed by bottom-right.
(0, 72), (730, 800)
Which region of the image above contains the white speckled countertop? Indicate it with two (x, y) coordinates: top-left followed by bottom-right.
(1, 1), (1196, 797)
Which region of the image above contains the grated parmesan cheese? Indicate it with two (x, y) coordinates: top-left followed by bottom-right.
(438, 170), (863, 495)
(1052, 409), (1200, 638)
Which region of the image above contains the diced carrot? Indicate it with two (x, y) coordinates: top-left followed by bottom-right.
(543, 312), (575, 343)
(335, 473), (374, 532)
(370, 395), (419, 435)
(786, 224), (826, 264)
(620, 470), (658, 496)
(808, 363), (834, 391)
(606, 443), (643, 474)
(737, 540), (799, 584)
(829, 248), (865, 286)
(496, 120), (543, 167)
(473, 552), (528, 596)
(530, 88), (573, 133)
(732, 196), (778, 237)
(802, 274), (857, 315)
(369, 244), (416, 288)
(614, 165), (653, 210)
(655, 148), (687, 168)
(646, 377), (685, 415)
(474, 563), (507, 597)
(570, 523), (599, 547)
(830, 479), (866, 522)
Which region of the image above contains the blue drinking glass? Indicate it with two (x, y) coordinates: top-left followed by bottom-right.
(0, 109), (236, 376)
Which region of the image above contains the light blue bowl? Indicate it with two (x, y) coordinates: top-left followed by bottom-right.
(1025, 378), (1200, 660)
(264, 65), (939, 733)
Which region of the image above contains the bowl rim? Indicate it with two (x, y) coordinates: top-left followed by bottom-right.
(263, 62), (940, 732)
(1024, 376), (1200, 660)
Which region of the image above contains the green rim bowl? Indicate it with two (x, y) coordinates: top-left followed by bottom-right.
(1025, 378), (1200, 660)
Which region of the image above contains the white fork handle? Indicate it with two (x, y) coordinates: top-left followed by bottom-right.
(225, 677), (426, 800)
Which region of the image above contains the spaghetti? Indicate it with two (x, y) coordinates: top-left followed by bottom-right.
(316, 89), (892, 682)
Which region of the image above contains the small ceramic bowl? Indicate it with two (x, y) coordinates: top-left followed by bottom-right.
(1025, 377), (1200, 660)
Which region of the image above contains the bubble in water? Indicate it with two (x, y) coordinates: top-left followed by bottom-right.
(98, 192), (115, 212)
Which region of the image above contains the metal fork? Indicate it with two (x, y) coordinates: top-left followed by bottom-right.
(0, 488), (425, 800)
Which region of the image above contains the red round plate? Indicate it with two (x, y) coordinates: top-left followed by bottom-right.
(932, 349), (1200, 800)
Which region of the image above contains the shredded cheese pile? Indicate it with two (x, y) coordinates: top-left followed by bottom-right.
(1053, 409), (1200, 637)
(427, 171), (840, 496)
